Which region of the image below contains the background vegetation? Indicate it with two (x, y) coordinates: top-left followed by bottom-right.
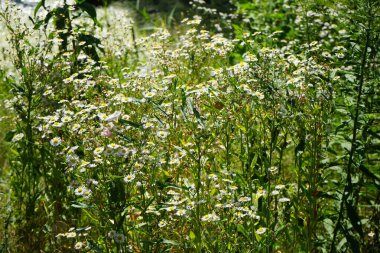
(0, 0), (379, 252)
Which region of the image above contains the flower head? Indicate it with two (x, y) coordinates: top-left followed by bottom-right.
(74, 241), (83, 250)
(50, 137), (62, 146)
(114, 233), (125, 243)
(158, 220), (167, 227)
(156, 130), (169, 138)
(268, 166), (278, 173)
(256, 227), (267, 235)
(124, 174), (135, 183)
(93, 147), (104, 155)
(74, 186), (86, 196)
(12, 133), (24, 142)
(175, 209), (187, 216)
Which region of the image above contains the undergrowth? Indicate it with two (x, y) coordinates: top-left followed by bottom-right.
(0, 0), (379, 252)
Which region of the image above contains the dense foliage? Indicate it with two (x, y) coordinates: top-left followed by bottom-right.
(0, 0), (379, 252)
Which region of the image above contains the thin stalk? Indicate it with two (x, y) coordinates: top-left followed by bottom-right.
(195, 138), (202, 252)
(330, 7), (372, 252)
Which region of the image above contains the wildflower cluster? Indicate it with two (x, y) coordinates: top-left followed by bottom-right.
(1, 0), (379, 252)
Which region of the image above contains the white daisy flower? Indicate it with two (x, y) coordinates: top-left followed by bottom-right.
(74, 186), (86, 196)
(93, 147), (104, 155)
(256, 227), (267, 235)
(50, 137), (62, 146)
(156, 130), (169, 138)
(268, 166), (278, 173)
(124, 174), (135, 183)
(175, 209), (187, 216)
(279, 197), (291, 203)
(158, 220), (167, 227)
(74, 241), (83, 250)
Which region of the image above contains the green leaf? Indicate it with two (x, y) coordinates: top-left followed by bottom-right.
(345, 74), (356, 83)
(342, 227), (360, 252)
(161, 239), (179, 245)
(71, 202), (91, 209)
(87, 239), (103, 253)
(192, 106), (204, 128)
(255, 232), (262, 242)
(232, 24), (243, 38)
(32, 19), (45, 30)
(189, 231), (196, 241)
(365, 113), (380, 120)
(236, 123), (246, 133)
(167, 5), (177, 27)
(135, 222), (147, 228)
(4, 130), (16, 142)
(324, 218), (334, 236)
(78, 2), (97, 23)
(236, 224), (249, 239)
(44, 10), (54, 27)
(346, 200), (363, 238)
(34, 0), (45, 17)
(340, 141), (351, 151)
(337, 237), (347, 251)
(119, 119), (142, 128)
(358, 164), (380, 182)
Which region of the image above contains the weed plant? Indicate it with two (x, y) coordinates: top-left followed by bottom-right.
(0, 0), (379, 252)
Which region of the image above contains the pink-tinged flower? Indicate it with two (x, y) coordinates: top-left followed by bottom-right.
(101, 128), (112, 137)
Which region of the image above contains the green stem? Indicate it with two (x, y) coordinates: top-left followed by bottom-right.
(330, 5), (372, 252)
